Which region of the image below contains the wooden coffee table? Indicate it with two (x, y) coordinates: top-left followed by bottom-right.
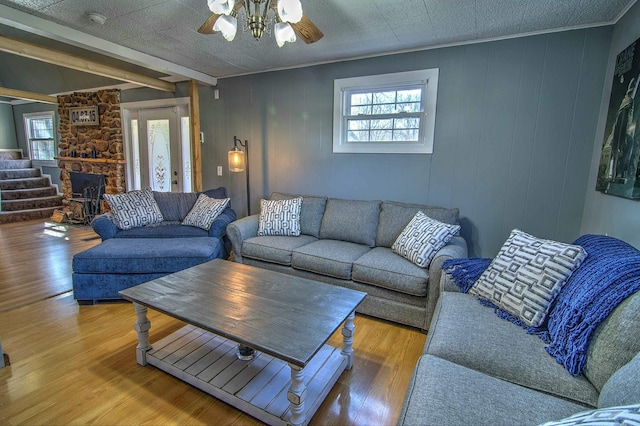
(119, 259), (366, 426)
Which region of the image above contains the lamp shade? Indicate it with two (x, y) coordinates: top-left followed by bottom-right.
(213, 14), (238, 41)
(228, 148), (245, 172)
(277, 0), (303, 23)
(208, 0), (235, 15)
(274, 22), (297, 47)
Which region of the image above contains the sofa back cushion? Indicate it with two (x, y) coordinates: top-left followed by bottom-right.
(376, 201), (460, 248)
(270, 192), (327, 238)
(152, 187), (228, 222)
(598, 352), (640, 408)
(319, 198), (381, 247)
(585, 288), (640, 392)
(153, 191), (198, 221)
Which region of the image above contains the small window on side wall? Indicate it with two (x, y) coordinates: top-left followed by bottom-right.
(333, 69), (439, 154)
(23, 111), (56, 165)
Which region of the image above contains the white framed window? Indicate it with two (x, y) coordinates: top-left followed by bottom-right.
(333, 69), (439, 154)
(23, 111), (57, 165)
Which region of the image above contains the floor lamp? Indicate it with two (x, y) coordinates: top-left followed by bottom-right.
(228, 136), (251, 216)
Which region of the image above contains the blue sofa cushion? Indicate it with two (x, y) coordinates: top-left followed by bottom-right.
(153, 191), (198, 221)
(114, 222), (209, 238)
(73, 237), (221, 274)
(352, 247), (429, 297)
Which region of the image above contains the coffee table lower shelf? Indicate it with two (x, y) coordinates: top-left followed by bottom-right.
(145, 325), (348, 426)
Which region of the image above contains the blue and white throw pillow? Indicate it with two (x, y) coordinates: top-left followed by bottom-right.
(391, 211), (460, 268)
(181, 194), (230, 230)
(103, 188), (164, 230)
(538, 404), (640, 426)
(470, 229), (587, 328)
(257, 197), (303, 236)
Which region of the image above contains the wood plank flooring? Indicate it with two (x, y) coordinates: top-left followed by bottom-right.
(0, 219), (427, 425)
(0, 219), (100, 312)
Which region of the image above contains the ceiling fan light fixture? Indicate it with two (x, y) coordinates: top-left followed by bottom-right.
(277, 0), (303, 23)
(213, 14), (238, 41)
(208, 0), (235, 15)
(274, 22), (296, 47)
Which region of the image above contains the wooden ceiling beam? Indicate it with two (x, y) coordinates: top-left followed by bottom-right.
(0, 87), (57, 104)
(0, 35), (176, 92)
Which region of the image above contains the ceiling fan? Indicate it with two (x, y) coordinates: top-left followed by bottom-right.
(198, 0), (323, 47)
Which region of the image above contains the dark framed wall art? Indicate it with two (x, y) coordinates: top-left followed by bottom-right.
(596, 35), (640, 199)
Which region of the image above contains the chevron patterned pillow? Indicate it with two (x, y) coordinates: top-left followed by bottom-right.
(181, 194), (230, 230)
(470, 229), (587, 328)
(391, 211), (460, 268)
(257, 197), (303, 236)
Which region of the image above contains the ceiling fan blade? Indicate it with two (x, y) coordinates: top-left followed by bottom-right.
(291, 15), (324, 44)
(197, 13), (220, 34)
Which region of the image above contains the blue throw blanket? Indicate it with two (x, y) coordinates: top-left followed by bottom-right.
(442, 234), (640, 376)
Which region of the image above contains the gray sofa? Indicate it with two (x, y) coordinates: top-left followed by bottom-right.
(227, 192), (467, 331)
(398, 239), (640, 425)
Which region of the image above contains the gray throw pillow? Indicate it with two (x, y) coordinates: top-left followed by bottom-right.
(181, 194), (230, 230)
(104, 188), (164, 230)
(391, 211), (460, 268)
(257, 198), (303, 236)
(470, 229), (587, 328)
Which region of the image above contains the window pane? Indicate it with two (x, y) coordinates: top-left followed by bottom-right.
(396, 102), (421, 113)
(347, 130), (369, 142)
(350, 105), (371, 115)
(373, 91), (395, 104)
(371, 119), (393, 129)
(397, 89), (421, 102)
(348, 119), (370, 130)
(30, 118), (53, 139)
(393, 129), (419, 141)
(351, 93), (371, 106)
(371, 130), (393, 141)
(372, 104), (396, 114)
(394, 118), (420, 129)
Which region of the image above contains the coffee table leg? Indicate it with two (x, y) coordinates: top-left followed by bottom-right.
(133, 303), (152, 366)
(341, 310), (356, 370)
(288, 364), (307, 426)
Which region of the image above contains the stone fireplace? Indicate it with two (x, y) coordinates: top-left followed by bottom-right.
(56, 90), (125, 213)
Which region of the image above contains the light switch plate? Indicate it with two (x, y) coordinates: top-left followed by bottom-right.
(217, 166), (222, 176)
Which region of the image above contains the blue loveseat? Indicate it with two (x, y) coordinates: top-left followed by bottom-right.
(72, 188), (236, 304)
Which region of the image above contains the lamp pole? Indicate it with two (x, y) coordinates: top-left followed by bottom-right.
(233, 136), (250, 216)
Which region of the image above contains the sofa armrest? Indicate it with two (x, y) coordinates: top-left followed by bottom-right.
(208, 207), (237, 239)
(91, 213), (119, 241)
(226, 214), (260, 263)
(424, 236), (468, 329)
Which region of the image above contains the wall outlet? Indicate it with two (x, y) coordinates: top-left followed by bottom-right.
(217, 166), (222, 176)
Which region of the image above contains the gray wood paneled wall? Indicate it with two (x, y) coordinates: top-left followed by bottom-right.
(204, 27), (612, 257)
(581, 1), (640, 250)
(0, 103), (18, 149)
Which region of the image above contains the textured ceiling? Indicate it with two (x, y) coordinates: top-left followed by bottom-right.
(0, 0), (636, 83)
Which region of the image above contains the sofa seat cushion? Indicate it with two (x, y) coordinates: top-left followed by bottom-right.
(242, 235), (318, 266)
(73, 237), (221, 274)
(598, 352), (640, 409)
(425, 292), (599, 406)
(113, 221), (209, 238)
(398, 355), (586, 426)
(291, 240), (371, 280)
(352, 247), (429, 297)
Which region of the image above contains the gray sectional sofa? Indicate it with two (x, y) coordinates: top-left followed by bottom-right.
(227, 192), (467, 330)
(398, 237), (640, 425)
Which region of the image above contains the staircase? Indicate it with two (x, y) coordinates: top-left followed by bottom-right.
(0, 150), (63, 224)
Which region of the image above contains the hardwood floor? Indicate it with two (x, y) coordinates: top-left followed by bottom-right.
(0, 219), (100, 312)
(0, 220), (427, 425)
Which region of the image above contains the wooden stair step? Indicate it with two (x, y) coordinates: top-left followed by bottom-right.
(0, 159), (31, 169)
